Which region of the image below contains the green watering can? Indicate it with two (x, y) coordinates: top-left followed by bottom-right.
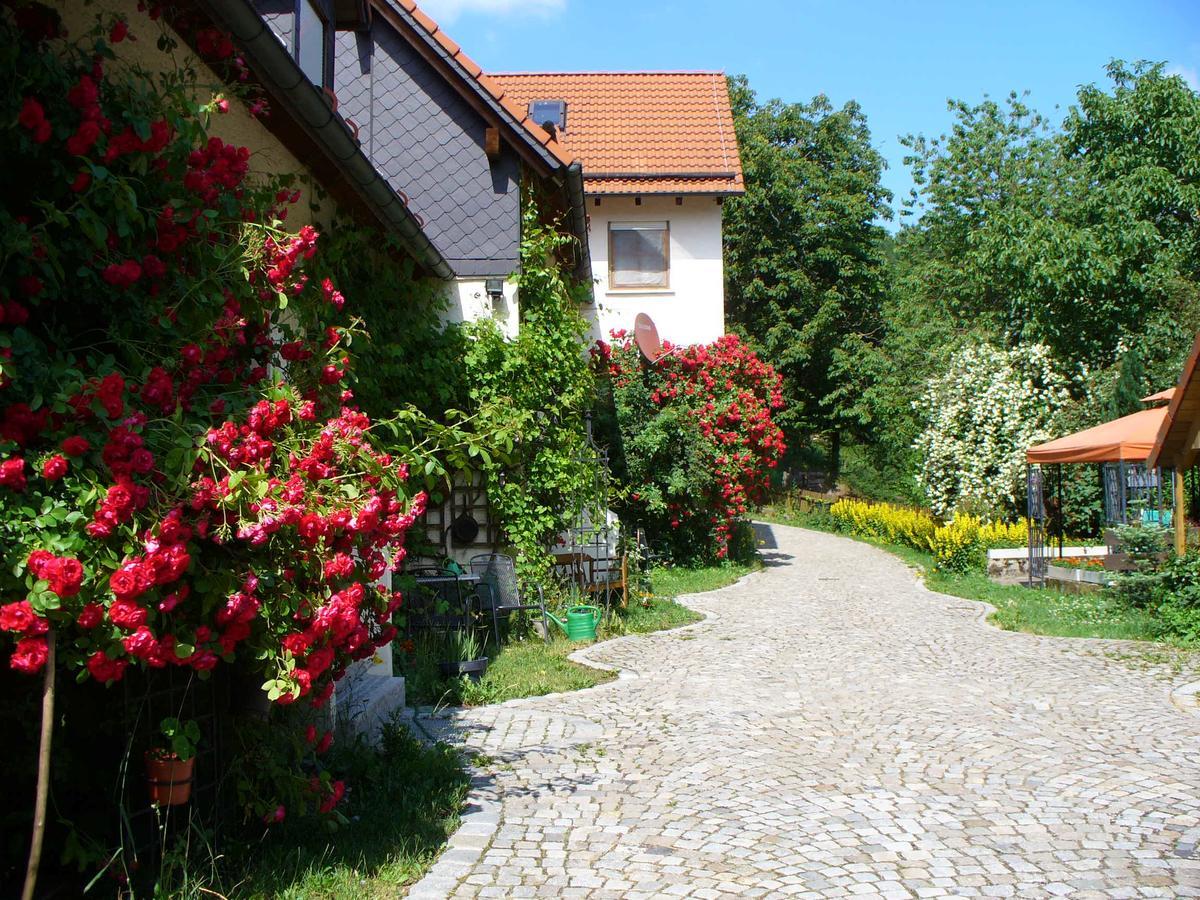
(545, 605), (601, 641)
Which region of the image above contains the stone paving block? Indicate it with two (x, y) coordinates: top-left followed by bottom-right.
(403, 523), (1200, 898)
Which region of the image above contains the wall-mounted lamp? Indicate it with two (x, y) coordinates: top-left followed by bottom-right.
(484, 277), (505, 306)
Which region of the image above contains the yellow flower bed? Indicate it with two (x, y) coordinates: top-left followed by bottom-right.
(829, 498), (937, 550)
(829, 499), (1027, 573)
(978, 517), (1028, 548)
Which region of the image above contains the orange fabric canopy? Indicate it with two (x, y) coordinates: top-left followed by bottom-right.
(1026, 407), (1168, 464)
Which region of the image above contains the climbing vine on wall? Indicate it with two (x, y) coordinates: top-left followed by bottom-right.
(460, 197), (595, 580)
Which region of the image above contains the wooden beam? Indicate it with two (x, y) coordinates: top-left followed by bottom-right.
(1175, 467), (1187, 556)
(484, 126), (500, 160)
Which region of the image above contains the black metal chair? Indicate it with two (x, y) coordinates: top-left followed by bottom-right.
(404, 567), (476, 636)
(468, 553), (549, 644)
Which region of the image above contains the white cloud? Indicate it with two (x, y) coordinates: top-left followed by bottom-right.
(1166, 64), (1199, 92)
(417, 0), (565, 25)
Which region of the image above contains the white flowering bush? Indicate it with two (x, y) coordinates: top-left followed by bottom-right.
(915, 342), (1075, 517)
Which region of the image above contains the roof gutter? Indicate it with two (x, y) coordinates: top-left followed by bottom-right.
(564, 161), (593, 291)
(588, 171), (740, 180)
(196, 0), (454, 279)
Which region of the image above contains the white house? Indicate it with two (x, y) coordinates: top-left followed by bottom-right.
(490, 72), (744, 347)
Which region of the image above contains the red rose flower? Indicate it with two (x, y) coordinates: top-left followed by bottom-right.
(0, 600), (37, 633)
(41, 454), (68, 480)
(87, 650), (129, 684)
(66, 120), (101, 157)
(62, 436), (90, 457)
(10, 636), (48, 674)
(17, 97), (51, 143)
(45, 556), (84, 598)
(77, 603), (104, 629)
(108, 598), (147, 629)
(297, 513), (326, 545)
(109, 562), (150, 602)
(0, 458), (27, 491)
(123, 625), (159, 661)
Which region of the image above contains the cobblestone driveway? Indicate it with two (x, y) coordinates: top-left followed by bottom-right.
(410, 523), (1200, 899)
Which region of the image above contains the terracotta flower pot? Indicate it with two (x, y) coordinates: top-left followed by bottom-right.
(145, 752), (195, 806)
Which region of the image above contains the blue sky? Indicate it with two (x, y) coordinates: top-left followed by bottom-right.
(420, 0), (1199, 227)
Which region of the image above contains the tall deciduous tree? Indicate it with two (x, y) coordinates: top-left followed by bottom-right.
(723, 76), (892, 475)
(856, 62), (1200, 506)
(898, 63), (1200, 371)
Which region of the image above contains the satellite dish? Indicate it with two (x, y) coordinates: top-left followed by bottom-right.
(634, 313), (664, 363)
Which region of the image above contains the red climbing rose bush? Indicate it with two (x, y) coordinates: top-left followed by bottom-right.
(0, 3), (423, 816)
(595, 331), (786, 562)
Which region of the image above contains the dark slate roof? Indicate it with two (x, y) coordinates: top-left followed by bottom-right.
(334, 22), (520, 276)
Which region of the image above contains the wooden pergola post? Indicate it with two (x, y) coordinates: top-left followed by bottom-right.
(1175, 467), (1187, 557)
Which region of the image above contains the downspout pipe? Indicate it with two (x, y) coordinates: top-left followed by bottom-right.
(198, 0), (454, 279)
(565, 161), (593, 292)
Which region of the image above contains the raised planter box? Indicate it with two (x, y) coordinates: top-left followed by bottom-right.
(986, 545), (1108, 584)
(1045, 563), (1112, 586)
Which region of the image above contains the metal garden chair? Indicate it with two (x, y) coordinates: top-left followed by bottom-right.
(468, 553), (549, 644)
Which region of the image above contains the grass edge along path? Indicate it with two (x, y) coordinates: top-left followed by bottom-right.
(227, 724), (470, 900)
(400, 557), (762, 708)
(755, 506), (1177, 646)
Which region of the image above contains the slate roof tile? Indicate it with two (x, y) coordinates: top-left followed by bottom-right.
(390, 1), (575, 167)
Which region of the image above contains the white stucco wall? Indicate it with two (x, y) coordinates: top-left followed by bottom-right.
(584, 195), (726, 347)
(440, 278), (519, 340)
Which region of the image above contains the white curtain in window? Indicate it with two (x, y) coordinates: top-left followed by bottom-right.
(611, 223), (667, 287)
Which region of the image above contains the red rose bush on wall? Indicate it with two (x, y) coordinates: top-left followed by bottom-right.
(0, 4), (423, 816)
(596, 332), (785, 562)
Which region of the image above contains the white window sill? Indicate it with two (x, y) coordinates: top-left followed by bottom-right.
(605, 289), (675, 297)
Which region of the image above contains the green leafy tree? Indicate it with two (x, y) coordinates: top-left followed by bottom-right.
(856, 62), (1200, 511)
(723, 75), (892, 475)
(898, 63), (1200, 370)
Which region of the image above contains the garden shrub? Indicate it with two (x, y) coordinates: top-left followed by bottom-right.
(0, 4), (509, 832)
(597, 332), (786, 563)
(459, 197), (596, 582)
(1108, 522), (1172, 608)
(1130, 552), (1200, 644)
(914, 341), (1079, 517)
(829, 498), (1027, 573)
(830, 498), (937, 549)
(977, 518), (1028, 549)
(928, 516), (986, 573)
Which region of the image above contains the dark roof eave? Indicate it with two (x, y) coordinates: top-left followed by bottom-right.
(196, 0), (454, 279)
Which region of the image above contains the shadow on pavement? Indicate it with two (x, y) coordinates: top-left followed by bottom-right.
(752, 521), (793, 567)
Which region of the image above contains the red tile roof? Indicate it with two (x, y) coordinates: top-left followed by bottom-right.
(387, 0), (574, 168)
(489, 72), (744, 195)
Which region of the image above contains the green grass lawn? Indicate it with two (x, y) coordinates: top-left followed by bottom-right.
(756, 503), (1169, 644)
(227, 724), (469, 899)
(398, 558), (760, 708)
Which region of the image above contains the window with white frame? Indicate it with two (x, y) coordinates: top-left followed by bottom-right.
(608, 221), (669, 289)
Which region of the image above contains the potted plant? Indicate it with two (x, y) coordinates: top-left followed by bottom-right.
(144, 717), (201, 807)
(438, 628), (488, 683)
